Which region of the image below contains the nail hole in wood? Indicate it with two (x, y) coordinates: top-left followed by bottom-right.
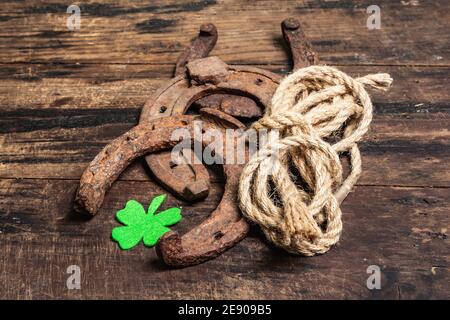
(213, 231), (224, 240)
(169, 161), (177, 169)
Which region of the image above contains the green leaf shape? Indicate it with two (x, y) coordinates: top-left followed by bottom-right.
(112, 225), (145, 250)
(142, 224), (170, 247)
(116, 200), (147, 225)
(111, 195), (182, 250)
(148, 194), (167, 215)
(154, 208), (181, 226)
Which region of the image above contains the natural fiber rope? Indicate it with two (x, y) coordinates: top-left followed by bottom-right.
(238, 65), (392, 256)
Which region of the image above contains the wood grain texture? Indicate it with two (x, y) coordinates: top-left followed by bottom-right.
(1, 109), (449, 187)
(1, 66), (449, 186)
(0, 0), (449, 65)
(1, 65), (449, 110)
(0, 0), (449, 299)
(0, 178), (448, 299)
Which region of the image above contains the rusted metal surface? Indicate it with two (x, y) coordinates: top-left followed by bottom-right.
(173, 23), (262, 119)
(142, 19), (316, 202)
(185, 24), (262, 119)
(146, 23), (265, 203)
(146, 152), (210, 202)
(75, 54), (282, 265)
(140, 56), (280, 201)
(75, 109), (249, 267)
(75, 18), (319, 267)
(174, 23), (218, 76)
(157, 108), (250, 267)
(74, 115), (197, 216)
(282, 18), (319, 70)
(194, 94), (262, 118)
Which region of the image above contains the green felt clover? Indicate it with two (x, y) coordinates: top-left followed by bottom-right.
(111, 195), (182, 250)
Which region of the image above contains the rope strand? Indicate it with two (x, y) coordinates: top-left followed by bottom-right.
(238, 66), (392, 256)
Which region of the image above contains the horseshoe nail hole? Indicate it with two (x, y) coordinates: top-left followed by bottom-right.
(255, 78), (264, 86)
(169, 161), (177, 169)
(126, 136), (131, 141)
(151, 125), (155, 130)
(159, 106), (167, 113)
(213, 231), (224, 240)
(201, 129), (206, 134)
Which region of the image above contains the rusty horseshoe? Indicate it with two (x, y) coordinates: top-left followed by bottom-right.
(142, 19), (317, 202)
(75, 57), (280, 267)
(139, 56), (281, 204)
(75, 110), (247, 267)
(75, 56), (282, 266)
(75, 19), (319, 267)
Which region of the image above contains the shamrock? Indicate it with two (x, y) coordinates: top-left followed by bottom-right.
(111, 195), (181, 250)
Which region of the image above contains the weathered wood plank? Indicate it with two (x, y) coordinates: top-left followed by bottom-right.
(1, 0), (449, 301)
(1, 109), (449, 187)
(1, 65), (448, 187)
(0, 0), (448, 65)
(0, 178), (448, 299)
(0, 65), (448, 110)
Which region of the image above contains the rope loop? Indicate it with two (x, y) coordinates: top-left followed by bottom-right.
(238, 66), (392, 256)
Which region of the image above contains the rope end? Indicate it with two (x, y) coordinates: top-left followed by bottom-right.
(361, 73), (393, 91)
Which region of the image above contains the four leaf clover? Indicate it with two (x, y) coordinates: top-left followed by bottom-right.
(111, 195), (181, 250)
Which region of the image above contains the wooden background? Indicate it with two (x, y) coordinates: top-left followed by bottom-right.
(0, 0), (449, 299)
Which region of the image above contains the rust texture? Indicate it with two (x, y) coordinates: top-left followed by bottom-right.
(140, 56), (280, 202)
(174, 23), (218, 77)
(183, 24), (262, 119)
(74, 116), (197, 216)
(282, 18), (319, 70)
(75, 110), (249, 267)
(76, 51), (282, 264)
(75, 18), (318, 267)
(146, 152), (210, 202)
(142, 18), (317, 202)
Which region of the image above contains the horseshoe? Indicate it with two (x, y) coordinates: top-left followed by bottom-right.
(140, 57), (280, 202)
(141, 19), (316, 202)
(74, 41), (282, 268)
(75, 109), (248, 267)
(174, 22), (263, 119)
(74, 19), (318, 267)
(281, 18), (319, 71)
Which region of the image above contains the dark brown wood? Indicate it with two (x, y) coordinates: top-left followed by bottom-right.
(0, 0), (448, 66)
(0, 0), (448, 299)
(0, 178), (448, 299)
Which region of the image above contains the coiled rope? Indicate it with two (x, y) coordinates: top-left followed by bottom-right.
(238, 66), (392, 256)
